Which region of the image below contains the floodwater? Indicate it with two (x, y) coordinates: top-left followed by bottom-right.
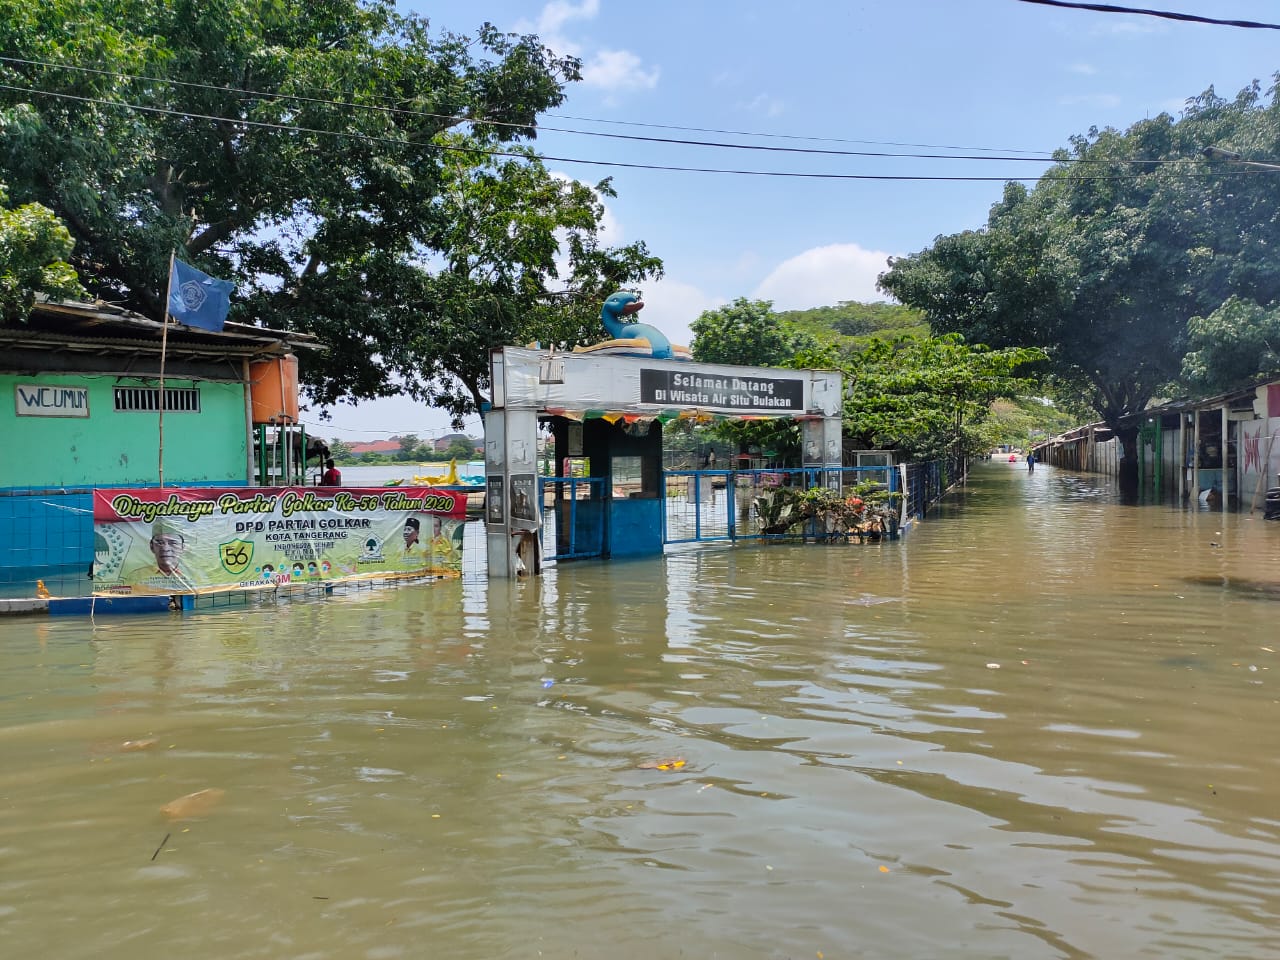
(2, 462), (1278, 960)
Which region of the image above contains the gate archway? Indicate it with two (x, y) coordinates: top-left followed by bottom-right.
(483, 347), (843, 577)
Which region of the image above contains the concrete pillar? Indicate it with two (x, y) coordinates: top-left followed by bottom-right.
(485, 407), (542, 578)
(1222, 405), (1230, 511)
(801, 416), (843, 488)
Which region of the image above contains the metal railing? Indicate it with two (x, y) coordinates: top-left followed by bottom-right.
(663, 466), (899, 545)
(538, 476), (607, 561)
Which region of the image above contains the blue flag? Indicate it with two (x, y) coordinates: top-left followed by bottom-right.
(168, 259), (235, 332)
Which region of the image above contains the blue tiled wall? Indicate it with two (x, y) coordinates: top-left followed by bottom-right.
(0, 482), (246, 584)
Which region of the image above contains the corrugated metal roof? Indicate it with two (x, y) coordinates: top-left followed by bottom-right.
(1, 299), (321, 362)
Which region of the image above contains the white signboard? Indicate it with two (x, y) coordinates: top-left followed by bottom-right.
(495, 348), (842, 418)
(15, 383), (90, 418)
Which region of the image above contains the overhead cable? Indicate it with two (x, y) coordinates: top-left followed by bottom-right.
(0, 54), (1065, 162)
(1013, 0), (1280, 29)
(0, 82), (1270, 183)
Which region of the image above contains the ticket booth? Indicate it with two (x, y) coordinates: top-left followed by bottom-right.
(544, 415), (664, 560)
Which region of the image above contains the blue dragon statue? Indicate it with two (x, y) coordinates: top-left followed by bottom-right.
(573, 290), (691, 361)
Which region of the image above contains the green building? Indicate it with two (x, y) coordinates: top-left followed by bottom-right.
(1, 299), (316, 589)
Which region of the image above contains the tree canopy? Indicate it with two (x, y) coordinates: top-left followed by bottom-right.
(879, 78), (1280, 478)
(0, 0), (660, 421)
(777, 300), (927, 342)
(0, 186), (83, 321)
(1182, 296), (1280, 394)
(841, 334), (1043, 460)
(690, 297), (819, 366)
(687, 295), (1042, 461)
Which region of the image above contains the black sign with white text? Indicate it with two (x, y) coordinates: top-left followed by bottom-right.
(639, 368), (804, 412)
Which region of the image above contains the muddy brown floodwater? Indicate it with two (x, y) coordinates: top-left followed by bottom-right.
(1, 462), (1278, 959)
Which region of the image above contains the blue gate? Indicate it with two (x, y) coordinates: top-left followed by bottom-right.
(538, 476), (607, 561)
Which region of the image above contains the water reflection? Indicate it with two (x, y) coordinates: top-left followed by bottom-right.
(1, 463), (1278, 959)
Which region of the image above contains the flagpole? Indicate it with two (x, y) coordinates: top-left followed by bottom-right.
(158, 250), (176, 489)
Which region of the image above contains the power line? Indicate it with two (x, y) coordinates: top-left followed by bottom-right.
(0, 54), (1066, 162)
(0, 53), (1058, 159)
(1013, 0), (1280, 29)
(0, 80), (1271, 183)
(545, 111), (1054, 157)
(4, 53), (1256, 169)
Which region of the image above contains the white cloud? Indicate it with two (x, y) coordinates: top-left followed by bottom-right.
(752, 243), (897, 311)
(523, 0), (599, 53)
(518, 1), (658, 96)
(1093, 18), (1163, 36)
(743, 93), (785, 118)
(581, 49), (660, 92)
(1069, 62), (1097, 75)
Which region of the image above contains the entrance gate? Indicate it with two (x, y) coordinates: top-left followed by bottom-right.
(485, 347), (844, 577)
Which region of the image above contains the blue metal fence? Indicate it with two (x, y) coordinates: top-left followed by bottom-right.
(538, 476), (607, 562)
(662, 465), (900, 546)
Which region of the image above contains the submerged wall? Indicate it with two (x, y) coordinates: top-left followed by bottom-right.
(1, 373), (249, 584)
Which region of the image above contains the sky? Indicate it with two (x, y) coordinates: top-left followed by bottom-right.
(310, 0), (1280, 443)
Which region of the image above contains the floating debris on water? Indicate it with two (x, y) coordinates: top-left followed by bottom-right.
(160, 788), (226, 820)
(638, 757), (686, 771)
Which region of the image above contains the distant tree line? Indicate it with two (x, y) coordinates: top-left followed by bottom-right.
(689, 298), (1045, 463)
(325, 435), (480, 466)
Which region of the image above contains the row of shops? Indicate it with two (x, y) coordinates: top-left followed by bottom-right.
(1033, 381), (1280, 510)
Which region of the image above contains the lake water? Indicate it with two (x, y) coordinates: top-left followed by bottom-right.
(2, 462), (1278, 959)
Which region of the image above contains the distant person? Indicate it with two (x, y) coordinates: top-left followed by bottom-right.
(149, 520), (186, 576)
(1027, 453), (1036, 472)
(320, 458), (342, 485)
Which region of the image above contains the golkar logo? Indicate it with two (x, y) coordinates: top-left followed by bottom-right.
(357, 537), (385, 564)
(219, 538), (255, 576)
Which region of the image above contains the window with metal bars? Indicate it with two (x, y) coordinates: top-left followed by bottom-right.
(112, 386), (201, 412)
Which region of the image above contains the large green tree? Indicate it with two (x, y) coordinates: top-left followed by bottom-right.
(880, 79), (1280, 489)
(0, 0), (660, 420)
(0, 186), (83, 320)
(688, 297), (1039, 462)
(689, 298), (822, 461)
